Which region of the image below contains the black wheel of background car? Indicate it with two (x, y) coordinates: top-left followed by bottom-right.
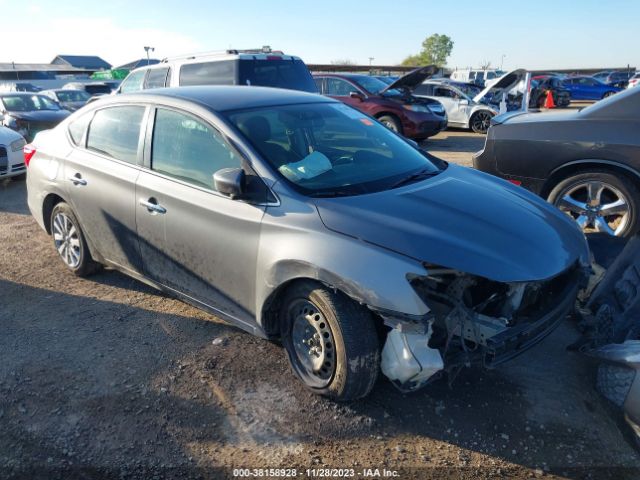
(603, 91), (616, 99)
(280, 281), (380, 401)
(377, 115), (403, 135)
(469, 111), (493, 134)
(50, 202), (102, 276)
(548, 170), (640, 237)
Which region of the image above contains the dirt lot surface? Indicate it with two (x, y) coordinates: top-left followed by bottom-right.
(1, 131), (639, 479)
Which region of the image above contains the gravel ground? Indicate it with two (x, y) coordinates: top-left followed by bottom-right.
(1, 131), (639, 479)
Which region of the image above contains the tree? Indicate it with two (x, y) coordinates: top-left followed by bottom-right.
(330, 59), (357, 66)
(401, 34), (454, 67)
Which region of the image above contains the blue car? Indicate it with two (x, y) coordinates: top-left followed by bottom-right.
(561, 76), (621, 100)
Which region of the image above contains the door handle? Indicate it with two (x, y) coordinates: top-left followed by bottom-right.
(139, 198), (166, 214)
(68, 174), (87, 186)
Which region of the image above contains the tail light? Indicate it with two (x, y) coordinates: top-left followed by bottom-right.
(23, 144), (36, 167)
(508, 179), (522, 186)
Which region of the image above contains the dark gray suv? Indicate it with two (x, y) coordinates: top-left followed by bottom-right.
(25, 86), (589, 400)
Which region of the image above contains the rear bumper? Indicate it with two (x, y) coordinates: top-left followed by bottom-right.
(472, 150), (546, 195)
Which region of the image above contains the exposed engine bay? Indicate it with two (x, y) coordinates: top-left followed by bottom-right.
(380, 265), (581, 392)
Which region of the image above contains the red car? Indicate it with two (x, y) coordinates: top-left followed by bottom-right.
(313, 67), (447, 140)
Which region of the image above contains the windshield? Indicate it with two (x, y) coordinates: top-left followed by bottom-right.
(56, 90), (90, 103)
(350, 75), (402, 96)
(239, 59), (317, 93)
(1, 94), (61, 112)
(226, 102), (443, 196)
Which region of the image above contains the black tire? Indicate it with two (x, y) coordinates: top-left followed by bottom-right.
(50, 202), (102, 276)
(603, 91), (616, 99)
(469, 110), (493, 134)
(377, 115), (403, 135)
(280, 281), (380, 401)
(547, 169), (640, 237)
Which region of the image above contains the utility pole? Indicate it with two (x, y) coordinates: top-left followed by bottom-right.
(144, 46), (155, 65)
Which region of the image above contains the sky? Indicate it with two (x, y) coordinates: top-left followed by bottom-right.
(2, 0), (637, 70)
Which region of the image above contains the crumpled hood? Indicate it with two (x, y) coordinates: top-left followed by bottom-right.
(8, 110), (70, 123)
(315, 164), (589, 282)
(473, 69), (527, 103)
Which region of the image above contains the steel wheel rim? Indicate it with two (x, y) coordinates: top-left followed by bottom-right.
(554, 180), (631, 236)
(52, 213), (81, 268)
(289, 299), (335, 385)
(472, 112), (491, 132)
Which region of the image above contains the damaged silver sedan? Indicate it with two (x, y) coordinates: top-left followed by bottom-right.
(26, 86), (591, 400)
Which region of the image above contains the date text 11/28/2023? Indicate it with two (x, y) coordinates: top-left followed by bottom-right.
(232, 468), (400, 478)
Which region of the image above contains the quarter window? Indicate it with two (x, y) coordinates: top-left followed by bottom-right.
(151, 108), (242, 190)
(86, 106), (145, 164)
(68, 111), (92, 146)
(179, 61), (236, 86)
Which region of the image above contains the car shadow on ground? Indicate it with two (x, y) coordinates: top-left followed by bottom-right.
(0, 178), (30, 215)
(3, 273), (639, 479)
(421, 130), (486, 153)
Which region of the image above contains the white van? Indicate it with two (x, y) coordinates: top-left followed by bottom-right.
(450, 69), (505, 87)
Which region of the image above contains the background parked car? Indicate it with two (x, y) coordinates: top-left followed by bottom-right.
(627, 73), (640, 89)
(561, 76), (621, 100)
(602, 70), (636, 88)
(450, 69), (505, 87)
(313, 68), (447, 139)
(412, 80), (497, 133)
(530, 76), (571, 108)
(41, 89), (91, 112)
(0, 82), (42, 93)
(117, 47), (317, 94)
(0, 93), (70, 142)
(0, 126), (26, 179)
(62, 82), (114, 97)
(473, 87), (640, 237)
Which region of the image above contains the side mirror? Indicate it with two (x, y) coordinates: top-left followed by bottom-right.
(349, 91), (365, 101)
(213, 167), (245, 199)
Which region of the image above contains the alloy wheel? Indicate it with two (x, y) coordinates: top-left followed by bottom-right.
(554, 180), (630, 236)
(289, 299), (336, 386)
(471, 111), (492, 133)
(52, 213), (82, 268)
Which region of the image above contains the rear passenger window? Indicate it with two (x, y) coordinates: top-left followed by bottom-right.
(179, 61), (236, 86)
(145, 67), (170, 89)
(86, 106), (145, 164)
(151, 108), (242, 190)
(68, 111), (92, 146)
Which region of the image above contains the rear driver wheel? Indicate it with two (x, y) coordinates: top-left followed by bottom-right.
(51, 202), (101, 276)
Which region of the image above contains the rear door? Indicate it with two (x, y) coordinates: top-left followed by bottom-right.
(135, 106), (266, 324)
(63, 105), (147, 273)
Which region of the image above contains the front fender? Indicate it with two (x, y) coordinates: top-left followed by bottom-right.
(256, 229), (430, 326)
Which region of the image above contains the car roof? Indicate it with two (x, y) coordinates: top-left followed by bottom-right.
(115, 86), (334, 112)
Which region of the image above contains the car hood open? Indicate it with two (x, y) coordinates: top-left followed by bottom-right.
(382, 65), (439, 93)
(314, 164), (589, 283)
(473, 69), (527, 104)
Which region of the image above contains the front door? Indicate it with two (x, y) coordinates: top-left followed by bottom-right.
(135, 107), (265, 325)
(63, 105), (147, 273)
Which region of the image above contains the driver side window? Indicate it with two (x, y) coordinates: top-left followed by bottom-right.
(151, 108), (242, 190)
(325, 78), (356, 96)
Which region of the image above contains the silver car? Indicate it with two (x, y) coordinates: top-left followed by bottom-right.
(26, 86), (590, 400)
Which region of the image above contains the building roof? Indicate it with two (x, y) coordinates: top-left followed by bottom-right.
(116, 58), (160, 70)
(0, 62), (92, 73)
(51, 55), (111, 70)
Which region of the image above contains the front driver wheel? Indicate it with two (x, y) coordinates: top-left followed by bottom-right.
(377, 115), (403, 135)
(51, 202), (102, 276)
(280, 281), (379, 401)
(469, 111), (493, 134)
(548, 170), (639, 237)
